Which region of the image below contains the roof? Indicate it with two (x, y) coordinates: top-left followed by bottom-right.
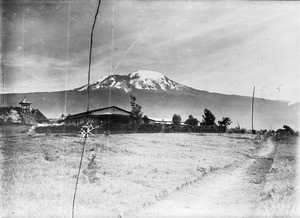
(151, 118), (173, 122)
(19, 98), (32, 104)
(66, 106), (134, 119)
(32, 109), (49, 123)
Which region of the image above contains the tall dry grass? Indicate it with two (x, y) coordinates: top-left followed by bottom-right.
(0, 133), (257, 217)
(256, 136), (298, 217)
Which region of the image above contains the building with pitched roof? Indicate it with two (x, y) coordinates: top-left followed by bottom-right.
(19, 97), (32, 110)
(64, 106), (134, 126)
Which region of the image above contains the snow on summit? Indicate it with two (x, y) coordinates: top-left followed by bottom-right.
(129, 70), (165, 80)
(128, 70), (177, 91)
(77, 70), (185, 92)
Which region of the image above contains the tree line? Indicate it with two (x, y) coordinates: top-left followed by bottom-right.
(130, 95), (232, 131)
(44, 95), (298, 135)
(130, 95), (299, 136)
(172, 109), (231, 129)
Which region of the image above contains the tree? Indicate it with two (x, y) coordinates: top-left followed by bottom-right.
(276, 125), (297, 140)
(185, 115), (199, 126)
(142, 115), (150, 124)
(276, 125), (295, 135)
(218, 117), (232, 128)
(172, 114), (181, 126)
(283, 125), (293, 133)
(200, 109), (216, 126)
(130, 95), (143, 125)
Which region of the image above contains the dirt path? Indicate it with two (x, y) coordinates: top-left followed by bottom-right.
(134, 137), (277, 218)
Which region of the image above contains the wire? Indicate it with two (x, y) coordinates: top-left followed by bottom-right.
(72, 0), (102, 217)
(71, 134), (87, 218)
(109, 4), (114, 108)
(0, 3), (4, 106)
(107, 3), (115, 134)
(87, 0), (102, 114)
(111, 21), (159, 75)
(64, 1), (71, 134)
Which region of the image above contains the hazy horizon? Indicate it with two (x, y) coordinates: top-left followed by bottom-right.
(1, 0), (299, 104)
(1, 70), (299, 106)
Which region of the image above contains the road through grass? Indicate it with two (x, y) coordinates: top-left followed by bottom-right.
(135, 137), (282, 217)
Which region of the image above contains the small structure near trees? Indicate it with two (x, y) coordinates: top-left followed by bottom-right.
(19, 97), (32, 110)
(0, 97), (48, 124)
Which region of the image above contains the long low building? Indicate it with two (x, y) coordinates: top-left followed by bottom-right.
(148, 118), (187, 126)
(64, 106), (134, 125)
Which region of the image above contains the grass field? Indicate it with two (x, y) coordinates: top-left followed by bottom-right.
(255, 136), (299, 217)
(0, 125), (259, 217)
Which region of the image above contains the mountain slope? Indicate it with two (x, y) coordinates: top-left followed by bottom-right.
(1, 70), (299, 130)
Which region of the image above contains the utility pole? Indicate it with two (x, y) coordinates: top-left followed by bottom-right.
(251, 86), (255, 134)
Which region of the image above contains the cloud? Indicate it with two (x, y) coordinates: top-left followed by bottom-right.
(2, 53), (82, 92)
(2, 0), (299, 103)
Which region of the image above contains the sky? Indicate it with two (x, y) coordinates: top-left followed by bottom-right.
(1, 0), (299, 103)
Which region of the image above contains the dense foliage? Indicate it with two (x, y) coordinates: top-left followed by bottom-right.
(36, 123), (227, 134)
(142, 115), (150, 124)
(0, 106), (48, 124)
(275, 125), (298, 141)
(172, 114), (182, 126)
(184, 115), (199, 126)
(130, 95), (143, 126)
(200, 109), (216, 126)
(218, 117), (232, 128)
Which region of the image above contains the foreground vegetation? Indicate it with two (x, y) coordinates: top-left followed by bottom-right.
(255, 134), (299, 217)
(1, 124), (298, 217)
(0, 130), (257, 217)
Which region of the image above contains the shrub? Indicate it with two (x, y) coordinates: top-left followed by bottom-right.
(138, 124), (162, 133)
(229, 126), (247, 134)
(184, 115), (199, 126)
(172, 114), (182, 127)
(276, 125), (298, 141)
(218, 117), (232, 128)
(142, 115), (150, 124)
(35, 125), (80, 134)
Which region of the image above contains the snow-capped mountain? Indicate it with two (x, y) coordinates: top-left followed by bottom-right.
(77, 70), (186, 93)
(2, 67), (299, 129)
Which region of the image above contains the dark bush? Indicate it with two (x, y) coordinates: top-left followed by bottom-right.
(184, 115), (199, 126)
(172, 114), (182, 127)
(35, 125), (80, 134)
(142, 115), (150, 124)
(275, 125), (298, 141)
(138, 124), (162, 133)
(218, 117), (232, 128)
(35, 122), (228, 135)
(229, 125), (247, 134)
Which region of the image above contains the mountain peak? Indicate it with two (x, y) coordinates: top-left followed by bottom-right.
(126, 70), (182, 91)
(129, 70), (165, 81)
(76, 70), (186, 93)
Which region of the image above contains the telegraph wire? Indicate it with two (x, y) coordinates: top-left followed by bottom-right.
(72, 1), (102, 218)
